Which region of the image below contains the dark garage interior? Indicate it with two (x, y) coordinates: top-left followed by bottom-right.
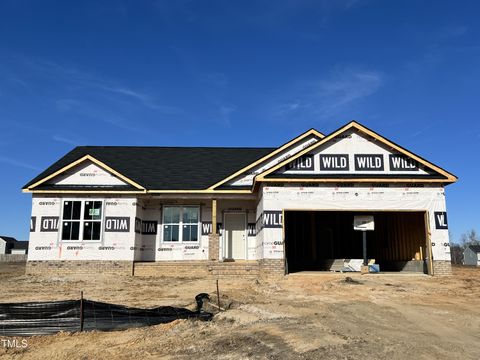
(284, 211), (428, 273)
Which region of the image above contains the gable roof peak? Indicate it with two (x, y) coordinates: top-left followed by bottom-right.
(254, 119), (457, 184)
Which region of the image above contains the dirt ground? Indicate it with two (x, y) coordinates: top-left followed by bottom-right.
(0, 264), (479, 360)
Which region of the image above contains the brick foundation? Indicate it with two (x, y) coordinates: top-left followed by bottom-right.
(207, 261), (260, 278)
(259, 258), (285, 279)
(26, 259), (268, 278)
(134, 261), (210, 277)
(433, 260), (452, 276)
(26, 258), (445, 278)
(134, 260), (261, 278)
(26, 260), (134, 276)
(208, 234), (220, 261)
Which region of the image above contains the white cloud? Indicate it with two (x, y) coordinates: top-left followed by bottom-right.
(0, 155), (40, 171)
(18, 58), (182, 114)
(218, 104), (237, 126)
(410, 125), (431, 138)
(275, 66), (383, 120)
(52, 134), (82, 146)
(95, 85), (183, 113)
(317, 69), (382, 111)
(199, 72), (228, 89)
(54, 98), (150, 134)
(405, 25), (469, 74)
(55, 99), (82, 112)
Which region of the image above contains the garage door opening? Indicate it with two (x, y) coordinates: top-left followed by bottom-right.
(284, 211), (429, 274)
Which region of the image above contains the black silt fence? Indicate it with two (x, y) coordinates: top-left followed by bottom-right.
(0, 294), (213, 336)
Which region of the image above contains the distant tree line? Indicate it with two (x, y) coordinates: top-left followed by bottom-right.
(450, 229), (480, 264)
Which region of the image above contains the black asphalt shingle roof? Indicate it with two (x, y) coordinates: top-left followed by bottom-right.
(24, 146), (275, 190)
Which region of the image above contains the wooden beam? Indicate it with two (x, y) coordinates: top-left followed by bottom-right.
(254, 121), (457, 183)
(257, 177), (452, 183)
(424, 211), (434, 275)
(27, 154), (146, 190)
(207, 128), (325, 190)
(212, 199), (217, 235)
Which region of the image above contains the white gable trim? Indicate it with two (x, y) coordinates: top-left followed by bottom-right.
(24, 155), (146, 191)
(255, 121), (457, 184)
(209, 128), (325, 189)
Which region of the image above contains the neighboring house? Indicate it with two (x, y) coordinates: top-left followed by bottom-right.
(0, 236), (29, 255)
(463, 245), (480, 266)
(22, 121), (457, 277)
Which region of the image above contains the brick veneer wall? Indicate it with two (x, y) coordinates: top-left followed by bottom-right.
(208, 234), (220, 261)
(259, 258), (285, 279)
(26, 259), (265, 278)
(134, 261), (210, 277)
(432, 260), (452, 276)
(26, 259), (449, 277)
(134, 261), (260, 278)
(26, 260), (134, 276)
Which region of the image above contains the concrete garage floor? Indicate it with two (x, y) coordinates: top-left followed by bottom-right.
(287, 271), (428, 276)
(0, 263), (479, 360)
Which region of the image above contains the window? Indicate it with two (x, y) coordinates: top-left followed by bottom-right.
(61, 200), (103, 241)
(61, 201), (81, 240)
(83, 201), (102, 240)
(163, 207), (180, 242)
(182, 207), (199, 242)
(163, 206), (199, 242)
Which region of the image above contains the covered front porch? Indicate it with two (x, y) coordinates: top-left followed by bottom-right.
(133, 194), (260, 263)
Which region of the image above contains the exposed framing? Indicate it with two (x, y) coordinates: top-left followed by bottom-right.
(148, 189), (252, 194)
(23, 122), (457, 196)
(282, 208), (287, 275)
(207, 128), (325, 190)
(425, 211), (434, 276)
(255, 121), (457, 185)
(281, 208), (431, 274)
(26, 190), (146, 194)
(24, 155), (146, 192)
(258, 178), (450, 184)
(26, 189), (254, 195)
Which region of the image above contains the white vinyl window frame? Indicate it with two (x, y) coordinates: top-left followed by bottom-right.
(59, 199), (104, 242)
(162, 205), (200, 243)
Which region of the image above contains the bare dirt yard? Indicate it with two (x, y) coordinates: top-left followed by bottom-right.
(0, 263), (479, 360)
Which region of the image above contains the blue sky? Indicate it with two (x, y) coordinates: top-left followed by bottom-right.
(0, 0), (478, 242)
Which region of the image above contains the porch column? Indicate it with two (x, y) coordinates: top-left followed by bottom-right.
(212, 199), (217, 235)
(208, 199), (220, 261)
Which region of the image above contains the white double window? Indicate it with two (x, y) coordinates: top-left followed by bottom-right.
(61, 200), (103, 241)
(163, 206), (199, 242)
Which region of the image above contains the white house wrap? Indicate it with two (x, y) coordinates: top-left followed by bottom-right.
(23, 121), (457, 276)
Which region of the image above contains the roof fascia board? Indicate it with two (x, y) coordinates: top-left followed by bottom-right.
(25, 155), (146, 191)
(255, 121), (457, 183)
(254, 122), (357, 183)
(25, 190), (146, 194)
(258, 178), (449, 183)
(351, 122), (457, 182)
(24, 189), (252, 194)
(148, 189), (252, 194)
(207, 128), (324, 190)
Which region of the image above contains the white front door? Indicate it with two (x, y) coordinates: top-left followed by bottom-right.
(224, 213), (246, 260)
